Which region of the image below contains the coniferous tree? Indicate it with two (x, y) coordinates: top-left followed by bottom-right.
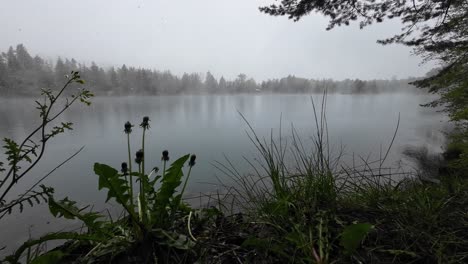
(6, 47), (20, 73)
(55, 57), (68, 84)
(219, 76), (227, 92)
(180, 73), (191, 94)
(34, 55), (54, 90)
(15, 44), (34, 70)
(109, 67), (120, 93)
(234, 74), (247, 93)
(0, 54), (8, 94)
(353, 79), (366, 94)
(0, 44), (423, 97)
(205, 71), (218, 94)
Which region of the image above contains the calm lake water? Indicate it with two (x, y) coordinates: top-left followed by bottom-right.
(0, 94), (447, 252)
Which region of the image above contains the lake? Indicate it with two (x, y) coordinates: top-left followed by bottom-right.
(0, 93), (447, 252)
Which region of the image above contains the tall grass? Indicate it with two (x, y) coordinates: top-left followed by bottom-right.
(212, 93), (468, 263)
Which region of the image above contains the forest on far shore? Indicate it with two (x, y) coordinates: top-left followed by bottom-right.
(0, 44), (424, 96)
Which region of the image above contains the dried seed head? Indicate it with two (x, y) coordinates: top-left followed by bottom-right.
(162, 150), (169, 161)
(135, 149), (144, 164)
(124, 121), (133, 134)
(121, 162), (128, 174)
(189, 154), (196, 167)
(140, 116), (150, 129)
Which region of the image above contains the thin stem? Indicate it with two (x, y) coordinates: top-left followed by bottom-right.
(140, 128), (147, 223)
(178, 166), (193, 210)
(127, 133), (134, 210)
(142, 127), (146, 178)
(139, 163), (142, 199)
(180, 166), (193, 201)
(138, 162), (144, 223)
(170, 165), (191, 224)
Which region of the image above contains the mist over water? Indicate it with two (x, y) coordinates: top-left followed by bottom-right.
(0, 93), (446, 251)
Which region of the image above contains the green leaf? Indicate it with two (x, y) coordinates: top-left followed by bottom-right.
(30, 250), (65, 264)
(153, 154), (190, 219)
(340, 223), (373, 254)
(5, 232), (105, 263)
(3, 138), (20, 166)
(48, 197), (104, 232)
(95, 163), (130, 204)
(94, 163), (135, 219)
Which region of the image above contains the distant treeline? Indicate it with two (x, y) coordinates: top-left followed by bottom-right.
(0, 44), (423, 96)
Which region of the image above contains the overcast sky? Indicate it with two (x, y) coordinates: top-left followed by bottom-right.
(0, 0), (433, 81)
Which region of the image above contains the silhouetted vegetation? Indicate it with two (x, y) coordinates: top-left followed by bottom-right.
(0, 44), (423, 97)
(0, 72), (92, 222)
